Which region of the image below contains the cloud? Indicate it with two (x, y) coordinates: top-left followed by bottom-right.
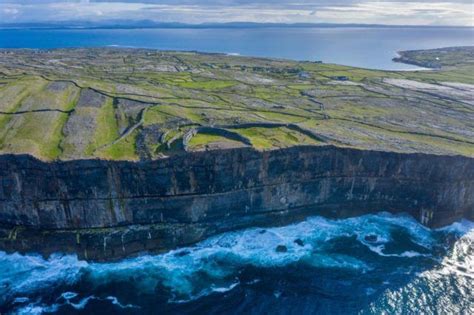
(0, 0), (472, 26)
(3, 8), (20, 15)
(312, 2), (473, 25)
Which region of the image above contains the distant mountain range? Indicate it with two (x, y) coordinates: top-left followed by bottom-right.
(1, 20), (470, 30)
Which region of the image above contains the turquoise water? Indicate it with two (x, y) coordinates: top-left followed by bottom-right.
(1, 213), (473, 314)
(0, 27), (473, 69)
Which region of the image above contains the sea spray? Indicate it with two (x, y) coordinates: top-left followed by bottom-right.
(1, 213), (472, 314)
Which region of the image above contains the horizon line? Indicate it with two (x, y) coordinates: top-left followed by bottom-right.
(1, 21), (473, 30)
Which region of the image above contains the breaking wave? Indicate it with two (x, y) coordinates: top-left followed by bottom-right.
(1, 213), (472, 314)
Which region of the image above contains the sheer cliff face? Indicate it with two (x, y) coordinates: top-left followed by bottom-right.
(0, 146), (473, 260)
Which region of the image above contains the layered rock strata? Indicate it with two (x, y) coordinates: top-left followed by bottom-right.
(0, 146), (472, 260)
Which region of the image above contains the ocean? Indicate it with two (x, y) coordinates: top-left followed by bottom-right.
(0, 27), (473, 70)
(1, 213), (473, 314)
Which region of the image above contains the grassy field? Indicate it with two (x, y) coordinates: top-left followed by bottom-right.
(0, 46), (472, 160)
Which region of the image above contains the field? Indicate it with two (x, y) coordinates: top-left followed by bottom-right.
(0, 47), (473, 160)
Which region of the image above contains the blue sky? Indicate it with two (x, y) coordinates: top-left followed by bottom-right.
(1, 0), (473, 26)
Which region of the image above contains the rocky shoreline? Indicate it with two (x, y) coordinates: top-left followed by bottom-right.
(0, 145), (473, 261)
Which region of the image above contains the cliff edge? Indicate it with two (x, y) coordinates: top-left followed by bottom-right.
(1, 146), (473, 260)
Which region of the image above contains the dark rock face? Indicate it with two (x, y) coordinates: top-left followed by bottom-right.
(364, 235), (378, 243)
(294, 239), (304, 246)
(0, 146), (473, 261)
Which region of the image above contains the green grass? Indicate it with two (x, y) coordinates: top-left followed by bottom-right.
(86, 97), (119, 155)
(97, 130), (138, 160)
(46, 112), (70, 159)
(231, 127), (320, 150)
(143, 106), (174, 126)
(0, 47), (473, 160)
(0, 112), (69, 160)
(187, 133), (244, 150)
(252, 110), (308, 123)
(177, 80), (236, 90)
(148, 105), (205, 124)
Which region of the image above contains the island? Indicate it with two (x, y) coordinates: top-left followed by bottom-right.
(0, 47), (473, 260)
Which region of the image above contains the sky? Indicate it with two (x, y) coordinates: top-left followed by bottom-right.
(1, 0), (473, 26)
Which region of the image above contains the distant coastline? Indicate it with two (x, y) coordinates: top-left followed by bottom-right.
(1, 26), (472, 71)
(1, 21), (473, 31)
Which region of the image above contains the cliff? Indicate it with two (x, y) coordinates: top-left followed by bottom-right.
(1, 47), (473, 261)
(1, 146), (473, 261)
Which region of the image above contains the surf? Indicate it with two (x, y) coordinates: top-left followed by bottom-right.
(1, 213), (472, 314)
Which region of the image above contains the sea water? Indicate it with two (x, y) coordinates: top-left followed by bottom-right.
(1, 213), (473, 314)
(1, 27), (473, 70)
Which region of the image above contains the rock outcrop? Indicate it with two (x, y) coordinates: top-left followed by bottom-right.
(0, 145), (473, 261)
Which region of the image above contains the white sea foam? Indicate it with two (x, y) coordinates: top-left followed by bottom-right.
(13, 294), (138, 314)
(2, 213), (472, 313)
(365, 218), (474, 313)
(69, 296), (95, 310)
(363, 243), (430, 258)
(211, 281), (240, 293)
(106, 296), (140, 309)
(0, 252), (87, 304)
(106, 44), (139, 48)
(15, 302), (60, 315)
(437, 219), (474, 236)
(59, 292), (78, 300)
